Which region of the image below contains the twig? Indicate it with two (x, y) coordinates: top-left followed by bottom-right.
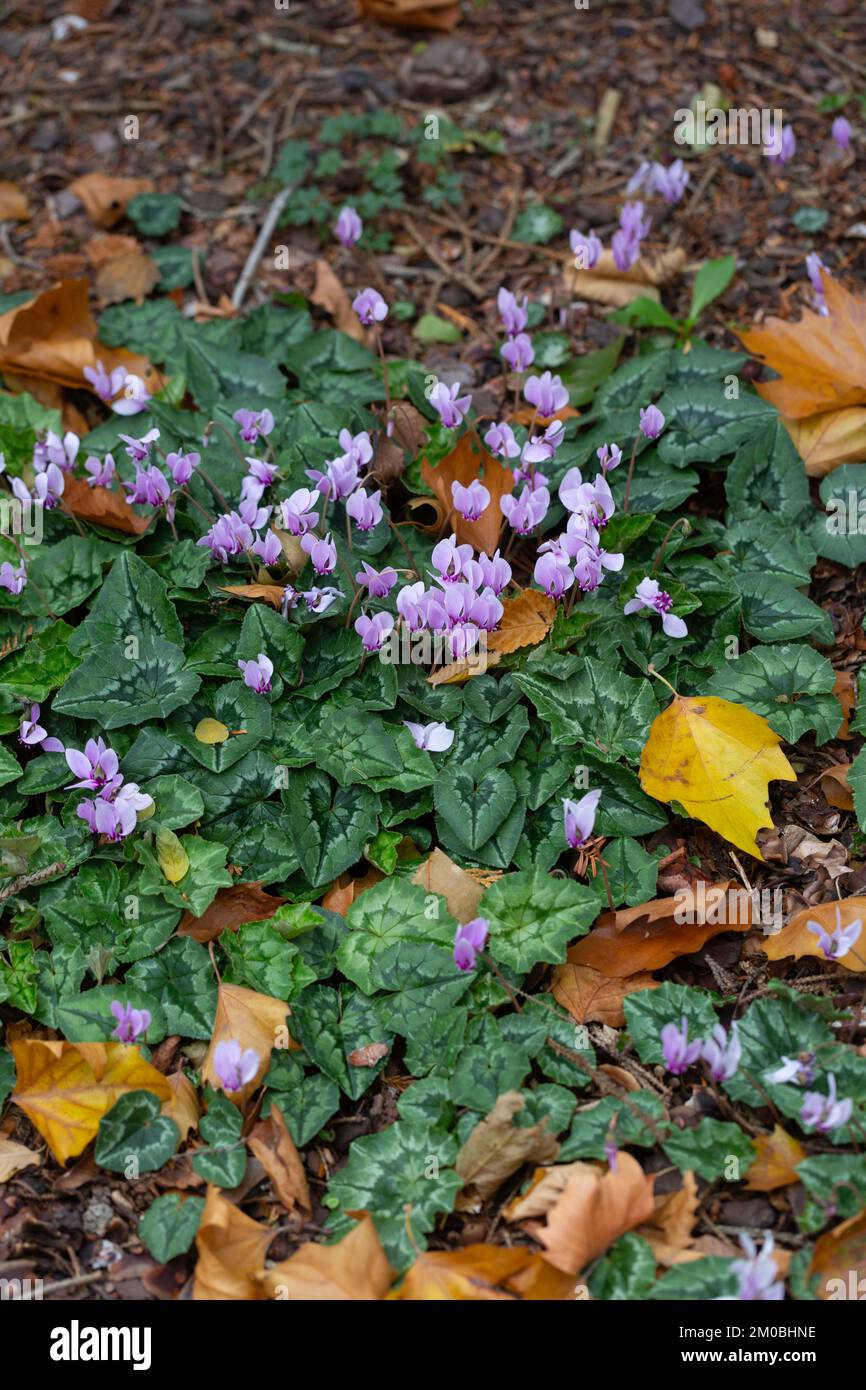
(403, 216), (486, 300)
(0, 861), (65, 903)
(232, 183), (296, 311)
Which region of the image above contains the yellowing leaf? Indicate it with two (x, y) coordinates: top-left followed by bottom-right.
(744, 1125), (807, 1191)
(0, 1138), (41, 1182)
(193, 1186), (273, 1301)
(256, 1214), (393, 1300)
(195, 717), (230, 745)
(455, 1091), (560, 1206)
(156, 826), (190, 884)
(162, 1070), (201, 1142)
(11, 1040), (171, 1165)
(783, 406), (866, 478)
(762, 898), (866, 973)
(200, 983), (289, 1105)
(639, 694), (796, 859)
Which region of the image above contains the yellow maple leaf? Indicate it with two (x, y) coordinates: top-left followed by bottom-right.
(639, 691), (796, 860)
(11, 1040), (172, 1165)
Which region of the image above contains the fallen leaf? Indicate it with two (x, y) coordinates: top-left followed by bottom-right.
(69, 173), (155, 229)
(194, 718), (230, 747)
(410, 848), (484, 922)
(162, 1070), (200, 1143)
(487, 588), (555, 656)
(637, 1171), (699, 1265)
(427, 649), (502, 686)
(505, 1161), (599, 1222)
(639, 693), (796, 860)
(564, 246), (687, 308)
(455, 1091), (560, 1206)
(567, 882), (751, 978)
(0, 181), (30, 221)
(178, 882), (286, 943)
(504, 1253), (584, 1300)
(321, 868), (383, 915)
(62, 475), (153, 536)
(783, 407), (866, 478)
(193, 1185), (273, 1300)
(394, 1245), (532, 1300)
(538, 1154), (656, 1274)
(744, 1125), (807, 1191)
(156, 826), (190, 884)
(810, 1208), (866, 1300)
(84, 232), (141, 268)
(94, 250), (160, 306)
(256, 1213), (393, 1300)
(11, 1039), (171, 1165)
(219, 583), (285, 611)
(762, 898), (866, 973)
(311, 258), (366, 342)
(357, 0), (460, 32)
(0, 1138), (42, 1182)
(346, 1042), (390, 1068)
(552, 962), (658, 1026)
(819, 763), (854, 811)
(200, 984), (290, 1105)
(834, 669), (856, 740)
(248, 1103), (311, 1219)
(420, 430), (513, 555)
(739, 271), (866, 419)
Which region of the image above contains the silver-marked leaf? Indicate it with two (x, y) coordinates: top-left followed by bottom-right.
(54, 636), (201, 728)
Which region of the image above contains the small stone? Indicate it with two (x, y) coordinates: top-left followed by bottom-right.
(399, 38), (493, 103)
(668, 0), (707, 31)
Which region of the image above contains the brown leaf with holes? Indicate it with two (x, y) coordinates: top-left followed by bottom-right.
(94, 250), (160, 306)
(411, 848), (484, 923)
(455, 1091), (560, 1206)
(248, 1103), (311, 1219)
(539, 1153), (656, 1274)
(256, 1214), (393, 1300)
(552, 962), (659, 1026)
(744, 1125), (807, 1191)
(63, 475), (153, 536)
(193, 1186), (274, 1300)
(311, 258), (366, 342)
(178, 883), (286, 943)
(420, 431), (513, 555)
(0, 182), (30, 221)
(69, 173), (155, 229)
(810, 1208), (866, 1299)
(762, 897), (866, 973)
(567, 882), (752, 979)
(739, 271), (866, 420)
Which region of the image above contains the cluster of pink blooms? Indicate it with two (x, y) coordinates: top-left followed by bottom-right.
(65, 736), (153, 841)
(83, 361), (152, 415)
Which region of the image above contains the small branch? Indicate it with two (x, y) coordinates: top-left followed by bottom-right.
(0, 860), (65, 903)
(232, 183), (297, 311)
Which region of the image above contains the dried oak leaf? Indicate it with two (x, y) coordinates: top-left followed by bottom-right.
(819, 763), (853, 811)
(552, 961), (659, 1026)
(566, 882), (751, 978)
(256, 1214), (393, 1300)
(69, 173), (155, 229)
(193, 1186), (274, 1301)
(178, 882), (286, 943)
(762, 897), (866, 973)
(744, 1125), (807, 1192)
(455, 1091), (560, 1206)
(162, 1070), (200, 1143)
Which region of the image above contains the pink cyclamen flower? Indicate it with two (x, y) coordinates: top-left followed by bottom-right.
(806, 252), (829, 316)
(597, 442), (623, 472)
(500, 485), (550, 535)
(337, 429), (373, 468)
(84, 453), (116, 488)
(303, 585), (342, 614)
(569, 228), (602, 270)
(534, 549), (574, 599)
(0, 560), (27, 595)
(501, 333), (535, 373)
(125, 464), (170, 508)
(77, 792), (141, 841)
(119, 428), (160, 462)
(807, 905), (862, 961)
(497, 287), (528, 337)
(453, 917), (489, 972)
(234, 408), (275, 444)
(238, 652), (273, 694)
(197, 511), (254, 563)
(431, 535), (474, 583)
(478, 549), (511, 595)
(451, 479), (490, 522)
(334, 205), (362, 248)
(563, 789), (601, 849)
(484, 422), (520, 460)
(701, 1022), (741, 1083)
(832, 116), (852, 150)
(111, 373), (151, 416)
(110, 1001), (151, 1044)
(355, 611), (394, 652)
(403, 720), (454, 753)
(251, 529), (282, 566)
(19, 703), (63, 752)
(604, 1136), (619, 1171)
(83, 359), (127, 405)
(765, 1053), (816, 1087)
(301, 531), (337, 575)
(639, 403), (665, 439)
(765, 123), (796, 165)
(44, 430), (79, 472)
(661, 1017), (703, 1074)
(356, 562), (398, 597)
(280, 488), (320, 537)
(721, 1233), (785, 1302)
(429, 381), (472, 429)
(65, 737), (120, 791)
(307, 452), (360, 501)
(624, 576), (687, 638)
(612, 228), (641, 273)
(800, 1074), (852, 1134)
(651, 159), (690, 204)
(214, 1039), (260, 1093)
(524, 371), (569, 420)
(165, 451), (200, 487)
(523, 421), (564, 467)
(352, 287), (388, 327)
(346, 487), (383, 532)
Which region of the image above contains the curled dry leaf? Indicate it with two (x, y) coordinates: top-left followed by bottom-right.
(455, 1091), (560, 1206)
(410, 848), (484, 923)
(219, 583), (285, 611)
(193, 1186), (274, 1301)
(178, 882), (286, 943)
(68, 173), (155, 229)
(200, 984), (290, 1105)
(783, 407), (866, 478)
(833, 669), (856, 740)
(427, 589), (554, 685)
(538, 1152), (656, 1275)
(819, 763), (854, 811)
(357, 0), (460, 33)
(248, 1102), (312, 1219)
(394, 1246), (536, 1301)
(564, 246), (687, 308)
(744, 1124), (807, 1192)
(62, 475), (153, 536)
(739, 270), (866, 420)
(162, 1070), (200, 1143)
(637, 1170), (699, 1266)
(761, 897), (866, 973)
(810, 1208), (866, 1300)
(420, 431), (513, 555)
(0, 1138), (42, 1182)
(505, 1160), (600, 1223)
(639, 694), (796, 860)
(311, 258), (366, 342)
(10, 1039), (171, 1165)
(256, 1213), (393, 1300)
(346, 1042), (390, 1068)
(567, 882), (751, 979)
(552, 962), (659, 1026)
(0, 181), (30, 221)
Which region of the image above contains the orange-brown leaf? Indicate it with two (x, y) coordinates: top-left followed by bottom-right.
(69, 173), (155, 229)
(783, 406), (866, 477)
(177, 882), (286, 943)
(810, 1208), (866, 1299)
(0, 181), (30, 221)
(193, 1186), (274, 1300)
(63, 475), (153, 536)
(357, 0), (460, 33)
(200, 985), (290, 1105)
(552, 962), (659, 1026)
(567, 882), (751, 978)
(256, 1214), (393, 1300)
(248, 1103), (311, 1219)
(539, 1153), (656, 1275)
(744, 1125), (807, 1191)
(420, 431), (513, 555)
(394, 1245), (533, 1300)
(762, 898), (866, 973)
(487, 588), (555, 656)
(219, 583), (285, 610)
